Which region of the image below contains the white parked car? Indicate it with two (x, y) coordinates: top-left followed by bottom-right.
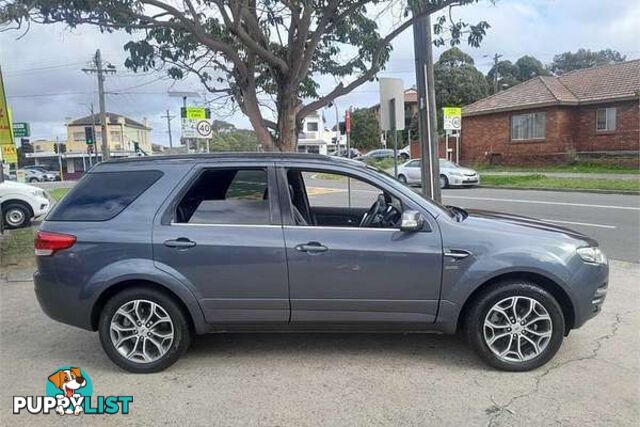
(18, 168), (57, 183)
(0, 178), (51, 228)
(396, 158), (480, 189)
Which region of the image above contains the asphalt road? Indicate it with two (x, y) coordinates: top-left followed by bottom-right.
(304, 177), (640, 263)
(1, 261), (637, 426)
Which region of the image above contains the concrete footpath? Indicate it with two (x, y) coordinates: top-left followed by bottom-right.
(1, 261), (638, 426)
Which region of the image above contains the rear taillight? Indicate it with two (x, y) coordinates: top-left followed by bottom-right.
(35, 231), (76, 256)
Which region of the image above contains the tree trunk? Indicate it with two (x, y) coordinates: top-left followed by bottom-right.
(276, 91), (300, 152)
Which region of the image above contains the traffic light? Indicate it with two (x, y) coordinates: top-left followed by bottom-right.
(84, 126), (95, 145)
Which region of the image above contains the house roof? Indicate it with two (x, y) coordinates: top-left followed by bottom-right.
(464, 60), (640, 116)
(68, 113), (151, 130)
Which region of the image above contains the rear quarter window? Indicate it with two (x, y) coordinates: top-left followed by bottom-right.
(48, 170), (163, 221)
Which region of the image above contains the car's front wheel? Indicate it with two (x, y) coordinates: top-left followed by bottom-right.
(98, 287), (192, 373)
(398, 174), (407, 184)
(439, 174), (448, 189)
(2, 202), (31, 229)
(464, 281), (565, 371)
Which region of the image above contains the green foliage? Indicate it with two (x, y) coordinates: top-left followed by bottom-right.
(486, 60), (521, 93)
(350, 108), (380, 151)
(480, 174), (640, 192)
(434, 47), (488, 129)
(514, 55), (549, 81)
(550, 49), (626, 75)
(194, 120), (259, 152)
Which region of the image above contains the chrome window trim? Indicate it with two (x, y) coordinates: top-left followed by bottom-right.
(170, 222), (282, 228)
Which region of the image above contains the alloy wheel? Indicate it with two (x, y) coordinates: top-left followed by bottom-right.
(483, 296), (553, 363)
(109, 299), (174, 363)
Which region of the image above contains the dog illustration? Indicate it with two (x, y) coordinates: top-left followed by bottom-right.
(48, 367), (87, 415)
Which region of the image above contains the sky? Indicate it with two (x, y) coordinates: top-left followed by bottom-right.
(1, 0), (638, 146)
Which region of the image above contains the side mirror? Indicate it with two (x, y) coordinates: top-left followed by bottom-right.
(400, 210), (424, 232)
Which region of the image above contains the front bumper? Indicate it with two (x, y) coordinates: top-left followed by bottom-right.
(450, 174), (480, 186)
(570, 260), (609, 329)
(32, 195), (51, 219)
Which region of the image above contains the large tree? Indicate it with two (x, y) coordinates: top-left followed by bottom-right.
(350, 108), (380, 151)
(550, 48), (626, 75)
(434, 47), (488, 127)
(486, 59), (520, 94)
(514, 55), (549, 81)
(1, 0), (489, 152)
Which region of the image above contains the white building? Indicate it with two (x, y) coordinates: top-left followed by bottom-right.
(297, 110), (340, 155)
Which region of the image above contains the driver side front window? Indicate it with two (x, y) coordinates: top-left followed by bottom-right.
(287, 170), (403, 229)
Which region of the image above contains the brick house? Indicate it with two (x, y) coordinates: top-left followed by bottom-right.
(460, 60), (639, 166)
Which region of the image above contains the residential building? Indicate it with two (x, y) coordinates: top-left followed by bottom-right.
(460, 60), (640, 166)
(26, 112), (152, 179)
(297, 110), (336, 154)
(66, 113), (151, 155)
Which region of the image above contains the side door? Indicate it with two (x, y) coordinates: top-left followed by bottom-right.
(278, 165), (443, 329)
(153, 162), (289, 326)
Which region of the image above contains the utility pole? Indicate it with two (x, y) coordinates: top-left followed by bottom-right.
(161, 109), (175, 150)
(83, 49), (116, 161)
(412, 9), (441, 202)
(485, 53), (503, 94)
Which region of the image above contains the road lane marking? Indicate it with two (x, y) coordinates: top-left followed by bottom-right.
(444, 196), (640, 211)
(540, 219), (617, 229)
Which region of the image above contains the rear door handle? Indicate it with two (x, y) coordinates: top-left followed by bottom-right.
(164, 238), (196, 249)
(295, 242), (328, 253)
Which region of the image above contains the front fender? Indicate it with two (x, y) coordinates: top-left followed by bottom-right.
(436, 248), (577, 333)
(85, 258), (207, 334)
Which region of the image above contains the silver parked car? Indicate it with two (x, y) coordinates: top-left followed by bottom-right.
(19, 168), (57, 183)
(397, 158), (480, 188)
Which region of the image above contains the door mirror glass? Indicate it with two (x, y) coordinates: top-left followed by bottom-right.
(400, 210), (424, 232)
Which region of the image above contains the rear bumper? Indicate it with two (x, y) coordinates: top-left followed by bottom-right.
(34, 270), (94, 331)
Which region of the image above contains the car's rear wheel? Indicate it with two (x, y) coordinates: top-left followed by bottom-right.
(439, 174), (448, 189)
(29, 177), (39, 183)
(98, 287), (192, 373)
(2, 203), (31, 229)
(464, 281), (565, 371)
(398, 174), (407, 184)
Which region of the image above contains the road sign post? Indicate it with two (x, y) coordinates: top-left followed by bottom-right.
(443, 107), (462, 163)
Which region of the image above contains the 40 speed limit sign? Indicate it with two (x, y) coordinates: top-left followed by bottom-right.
(181, 107), (213, 139)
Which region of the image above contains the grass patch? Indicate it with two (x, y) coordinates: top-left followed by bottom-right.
(50, 188), (71, 201)
(474, 162), (639, 174)
(481, 174), (640, 192)
(0, 227), (36, 268)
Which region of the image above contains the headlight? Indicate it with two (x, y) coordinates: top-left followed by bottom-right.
(577, 247), (607, 265)
(31, 189), (46, 198)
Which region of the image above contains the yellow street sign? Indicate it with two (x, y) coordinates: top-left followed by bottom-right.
(443, 107), (462, 131)
(1, 144), (17, 164)
(185, 107), (207, 120)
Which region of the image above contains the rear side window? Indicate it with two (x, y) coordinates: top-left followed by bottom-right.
(48, 170), (162, 221)
(175, 168), (270, 225)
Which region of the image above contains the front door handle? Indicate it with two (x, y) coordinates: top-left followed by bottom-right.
(444, 249), (471, 259)
(295, 242), (328, 253)
(164, 237), (196, 249)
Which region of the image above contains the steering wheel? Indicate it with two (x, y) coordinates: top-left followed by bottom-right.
(359, 194), (387, 228)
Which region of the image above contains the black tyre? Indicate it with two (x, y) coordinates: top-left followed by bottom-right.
(439, 174), (449, 189)
(29, 177), (39, 183)
(2, 202), (31, 229)
(398, 174), (407, 184)
(464, 281), (565, 371)
(98, 287), (192, 373)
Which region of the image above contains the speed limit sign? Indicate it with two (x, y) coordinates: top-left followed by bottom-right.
(196, 120), (213, 138)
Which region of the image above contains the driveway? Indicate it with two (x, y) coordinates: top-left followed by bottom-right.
(1, 261), (638, 426)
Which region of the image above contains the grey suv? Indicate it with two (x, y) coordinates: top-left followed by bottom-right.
(34, 154), (608, 373)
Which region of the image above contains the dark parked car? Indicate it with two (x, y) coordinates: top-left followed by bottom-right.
(35, 154), (608, 373)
